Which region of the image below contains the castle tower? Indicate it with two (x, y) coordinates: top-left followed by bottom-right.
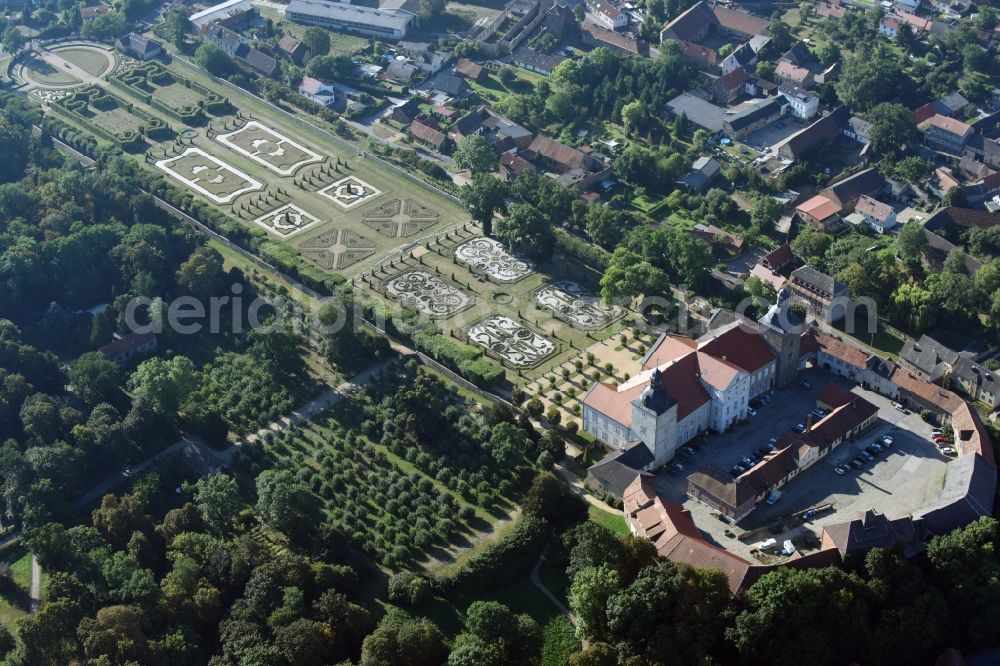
(630, 367), (680, 466)
(758, 289), (803, 388)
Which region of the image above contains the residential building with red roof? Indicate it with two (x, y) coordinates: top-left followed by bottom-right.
(795, 194), (841, 231)
(920, 114), (973, 154)
(99, 331), (157, 363)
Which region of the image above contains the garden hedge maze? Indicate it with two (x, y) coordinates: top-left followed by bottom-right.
(109, 62), (229, 124)
(52, 85), (171, 151)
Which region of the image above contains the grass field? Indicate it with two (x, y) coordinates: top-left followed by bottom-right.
(22, 55), (79, 85)
(0, 547), (32, 625)
(91, 106), (144, 138)
(58, 47), (113, 77)
(588, 504), (629, 536)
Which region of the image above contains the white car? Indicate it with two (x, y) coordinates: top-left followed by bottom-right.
(941, 447), (956, 455)
(748, 408), (758, 417)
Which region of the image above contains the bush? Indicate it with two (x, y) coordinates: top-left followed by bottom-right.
(526, 399), (544, 418)
(387, 571), (430, 606)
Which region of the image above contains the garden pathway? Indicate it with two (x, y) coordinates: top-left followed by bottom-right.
(29, 556), (40, 612)
(530, 549), (575, 624)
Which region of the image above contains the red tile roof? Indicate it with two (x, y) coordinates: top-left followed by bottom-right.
(921, 114), (972, 137)
(699, 325), (776, 374)
(889, 367), (964, 414)
(679, 39), (718, 65)
(763, 242), (794, 270)
(796, 194), (841, 221)
(951, 401), (995, 467)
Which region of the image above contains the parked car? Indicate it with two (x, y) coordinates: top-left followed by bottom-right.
(793, 423), (806, 433)
(872, 443), (883, 453)
(730, 467), (742, 477)
(941, 447), (956, 455)
(768, 437), (779, 445)
(865, 446), (880, 457)
(748, 407), (758, 417)
(766, 490), (782, 505)
(799, 381), (811, 389)
(850, 458), (865, 469)
(762, 443), (774, 453)
(670, 462), (685, 474)
(933, 436), (947, 444)
(834, 465), (847, 475)
(735, 463), (747, 473)
(931, 430), (944, 437)
(757, 446), (771, 457)
(861, 450), (875, 461)
(741, 456), (754, 467)
(881, 435), (894, 446)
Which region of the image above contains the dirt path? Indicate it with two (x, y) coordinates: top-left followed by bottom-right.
(530, 549), (575, 624)
(29, 555), (40, 612)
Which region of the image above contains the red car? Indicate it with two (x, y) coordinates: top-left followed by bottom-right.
(933, 436), (947, 444)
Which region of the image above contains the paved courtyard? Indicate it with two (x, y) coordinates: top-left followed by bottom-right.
(654, 366), (949, 559)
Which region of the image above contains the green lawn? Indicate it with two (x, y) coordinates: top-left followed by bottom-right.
(832, 318), (906, 359)
(588, 505), (629, 536)
(0, 547), (33, 625)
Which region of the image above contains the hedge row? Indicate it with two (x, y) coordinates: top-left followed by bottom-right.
(434, 514), (547, 596)
(554, 228), (611, 270)
(411, 328), (504, 385)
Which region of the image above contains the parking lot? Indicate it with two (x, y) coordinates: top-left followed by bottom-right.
(654, 367), (950, 558)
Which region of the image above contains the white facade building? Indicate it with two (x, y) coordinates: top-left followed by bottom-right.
(584, 324), (778, 467)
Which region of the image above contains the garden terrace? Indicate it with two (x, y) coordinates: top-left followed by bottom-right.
(358, 225), (631, 385)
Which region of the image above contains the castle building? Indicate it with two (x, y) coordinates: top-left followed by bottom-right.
(583, 319), (783, 466)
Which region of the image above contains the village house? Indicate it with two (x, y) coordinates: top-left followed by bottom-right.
(817, 167), (886, 212)
(80, 3), (109, 22)
(99, 331), (158, 363)
(454, 58), (487, 82)
(408, 118), (450, 152)
(787, 266), (851, 323)
(588, 0), (628, 29)
(115, 33), (163, 60)
(277, 35), (307, 63)
(678, 155), (721, 192)
(775, 60), (813, 88)
(722, 97), (783, 139)
(712, 66), (748, 104)
(512, 47), (567, 75)
(660, 0), (770, 43)
(298, 76), (338, 107)
(854, 194), (897, 233)
(920, 114), (973, 154)
(795, 194), (842, 231)
(779, 84), (819, 119)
